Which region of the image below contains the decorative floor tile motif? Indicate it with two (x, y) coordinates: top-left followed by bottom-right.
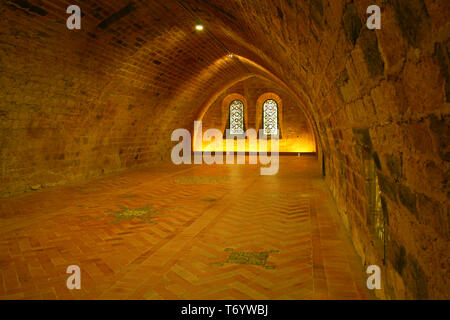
(81, 204), (182, 224)
(227, 251), (269, 265)
(214, 248), (279, 269)
(105, 204), (165, 224)
(79, 187), (102, 192)
(266, 193), (291, 198)
(266, 192), (312, 198)
(174, 176), (232, 185)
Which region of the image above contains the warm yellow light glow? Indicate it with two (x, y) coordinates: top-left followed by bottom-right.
(195, 24), (204, 31)
(195, 138), (316, 153)
(228, 53), (234, 58)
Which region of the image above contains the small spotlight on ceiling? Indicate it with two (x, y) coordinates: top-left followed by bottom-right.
(195, 24), (204, 31)
(228, 53), (234, 58)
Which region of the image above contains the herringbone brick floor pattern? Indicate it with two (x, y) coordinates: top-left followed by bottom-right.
(0, 157), (373, 299)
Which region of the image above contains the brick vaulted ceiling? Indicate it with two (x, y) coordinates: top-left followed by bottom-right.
(1, 0), (333, 194)
(0, 0), (449, 299)
(1, 0), (448, 191)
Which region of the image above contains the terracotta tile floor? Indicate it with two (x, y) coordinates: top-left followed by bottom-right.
(0, 156), (374, 299)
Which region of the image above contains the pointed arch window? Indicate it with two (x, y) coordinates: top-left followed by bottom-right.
(229, 100), (244, 135)
(263, 99), (278, 135)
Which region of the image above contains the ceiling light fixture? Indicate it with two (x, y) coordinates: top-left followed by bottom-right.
(195, 24), (204, 31)
(228, 53), (234, 58)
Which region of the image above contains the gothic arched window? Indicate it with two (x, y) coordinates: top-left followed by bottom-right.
(229, 100), (244, 135)
(263, 99), (278, 135)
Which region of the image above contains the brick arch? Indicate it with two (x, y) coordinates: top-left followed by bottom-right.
(196, 70), (320, 151)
